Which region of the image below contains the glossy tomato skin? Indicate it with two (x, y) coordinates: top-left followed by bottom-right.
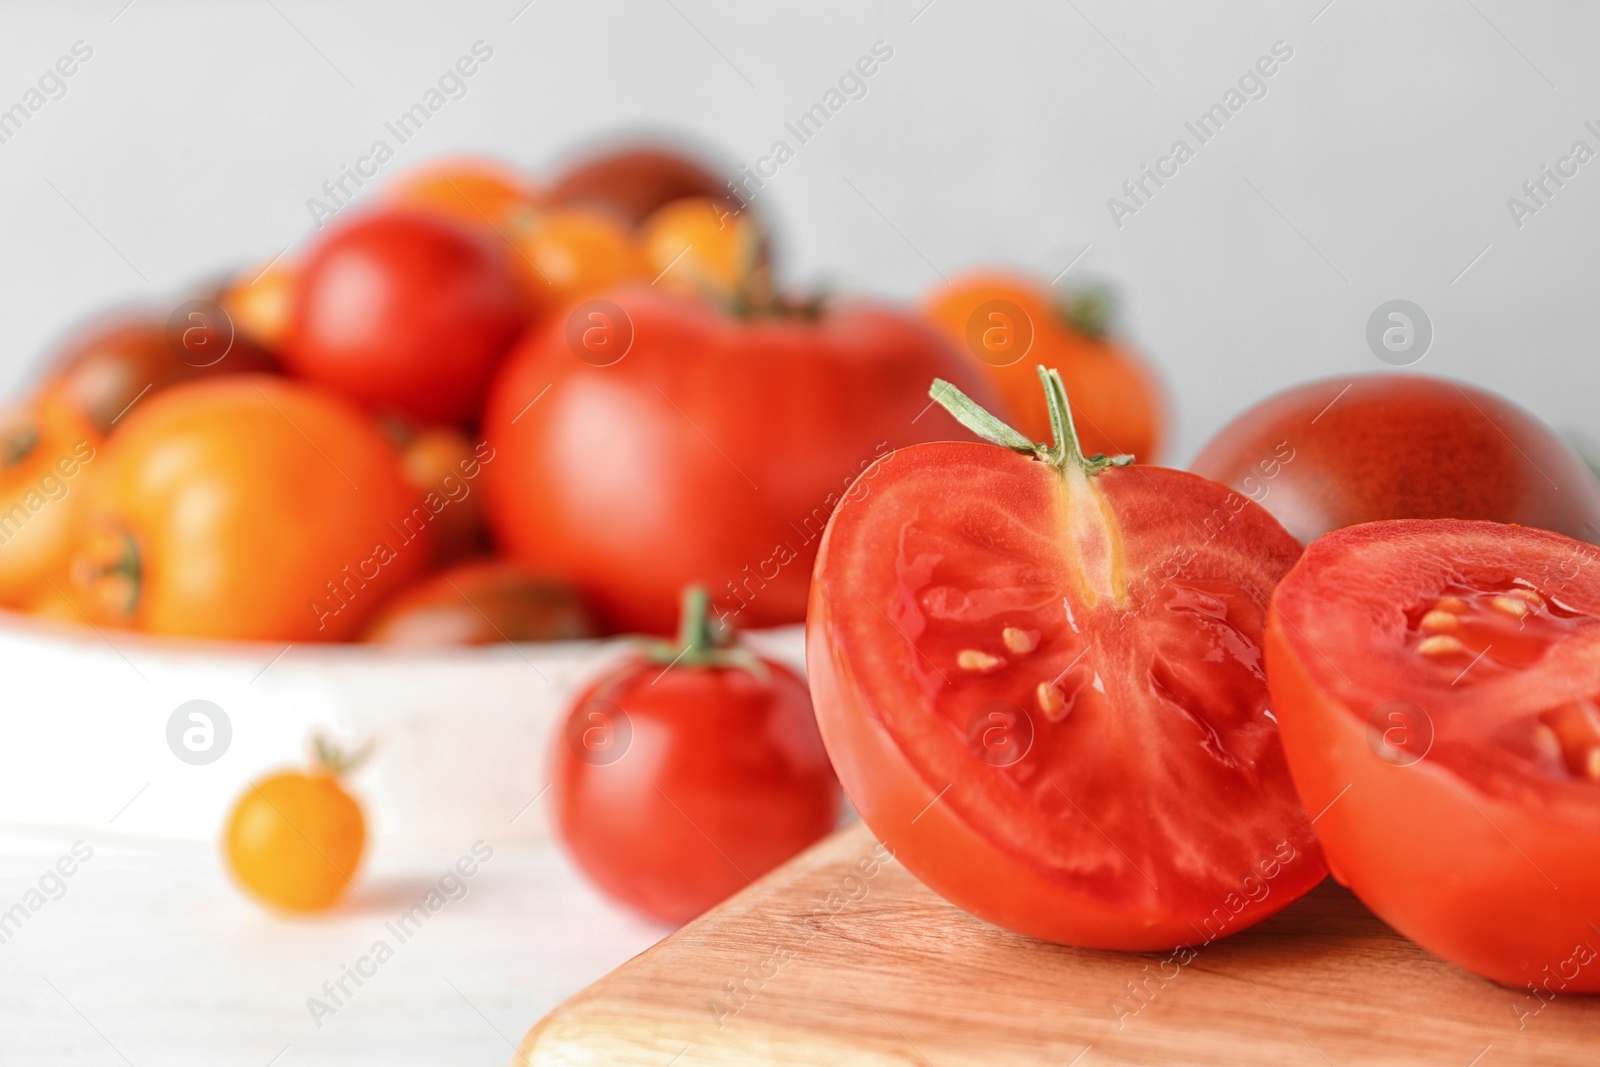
(1267, 520), (1600, 991)
(551, 654), (840, 924)
(396, 424), (492, 564)
(808, 442), (1326, 950)
(70, 375), (431, 641)
(226, 770), (365, 912)
(43, 315), (277, 437)
(383, 156), (539, 234)
(481, 285), (1001, 635)
(0, 390), (100, 608)
(363, 558), (597, 645)
(285, 210), (525, 424)
(1192, 375), (1600, 545)
(926, 272), (1166, 462)
(545, 145), (736, 228)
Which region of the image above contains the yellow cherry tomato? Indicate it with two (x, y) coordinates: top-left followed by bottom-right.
(225, 741), (366, 913)
(220, 258), (297, 351)
(640, 196), (766, 303)
(511, 207), (646, 310)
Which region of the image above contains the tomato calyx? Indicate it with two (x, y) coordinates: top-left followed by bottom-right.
(931, 364), (1135, 475)
(1059, 287), (1114, 340)
(0, 413), (40, 470)
(725, 283), (824, 323)
(310, 732), (373, 778)
(73, 526), (143, 621)
(641, 585), (769, 678)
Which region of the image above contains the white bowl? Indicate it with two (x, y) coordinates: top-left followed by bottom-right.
(0, 609), (806, 855)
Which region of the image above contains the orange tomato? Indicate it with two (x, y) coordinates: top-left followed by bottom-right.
(396, 424), (492, 564)
(68, 375), (432, 641)
(225, 738), (366, 912)
(219, 258), (297, 351)
(384, 156), (538, 235)
(926, 273), (1166, 463)
(640, 196), (766, 304)
(509, 207), (646, 310)
(0, 390), (100, 608)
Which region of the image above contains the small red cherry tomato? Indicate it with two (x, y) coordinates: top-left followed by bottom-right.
(552, 587), (840, 923)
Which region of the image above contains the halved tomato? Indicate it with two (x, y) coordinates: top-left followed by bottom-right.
(808, 369), (1325, 949)
(1267, 519), (1600, 991)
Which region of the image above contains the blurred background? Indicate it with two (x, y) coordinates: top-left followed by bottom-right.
(4, 2), (1599, 1064)
(3, 0), (1597, 460)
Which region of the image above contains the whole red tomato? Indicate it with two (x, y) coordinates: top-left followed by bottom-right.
(481, 285), (1001, 635)
(545, 144), (737, 228)
(552, 587), (840, 923)
(808, 369), (1324, 949)
(1267, 519), (1600, 991)
(284, 210), (525, 424)
(1191, 374), (1600, 545)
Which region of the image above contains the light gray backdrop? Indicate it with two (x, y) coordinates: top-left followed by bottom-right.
(1, 0), (1594, 462)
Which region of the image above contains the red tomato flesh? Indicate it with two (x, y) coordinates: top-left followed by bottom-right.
(809, 427), (1326, 949)
(1268, 519), (1600, 990)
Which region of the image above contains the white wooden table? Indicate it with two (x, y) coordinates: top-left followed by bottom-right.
(0, 827), (665, 1065)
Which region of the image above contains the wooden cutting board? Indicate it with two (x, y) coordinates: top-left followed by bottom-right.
(518, 823), (1598, 1065)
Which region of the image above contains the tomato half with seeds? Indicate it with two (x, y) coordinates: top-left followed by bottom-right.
(1267, 519), (1600, 990)
(808, 369), (1325, 949)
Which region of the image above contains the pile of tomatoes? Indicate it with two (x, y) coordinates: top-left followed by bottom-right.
(1, 143), (1165, 647)
(810, 365), (1600, 995)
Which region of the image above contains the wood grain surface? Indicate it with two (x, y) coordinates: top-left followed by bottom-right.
(518, 823), (1599, 1065)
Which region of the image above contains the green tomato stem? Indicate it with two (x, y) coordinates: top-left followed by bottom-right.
(929, 365), (1135, 476)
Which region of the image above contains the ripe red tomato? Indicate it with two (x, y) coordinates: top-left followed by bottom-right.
(363, 558), (596, 645)
(284, 210), (525, 424)
(545, 144), (736, 229)
(551, 588), (839, 923)
(1267, 519), (1600, 991)
(1192, 374), (1600, 545)
(808, 369), (1325, 949)
(481, 284), (1001, 635)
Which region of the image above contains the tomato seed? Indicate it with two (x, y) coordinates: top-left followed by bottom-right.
(957, 649), (1004, 672)
(1003, 627), (1038, 654)
(1036, 681), (1067, 721)
(1418, 634), (1468, 657)
(1491, 595), (1532, 618)
(1420, 610), (1460, 632)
